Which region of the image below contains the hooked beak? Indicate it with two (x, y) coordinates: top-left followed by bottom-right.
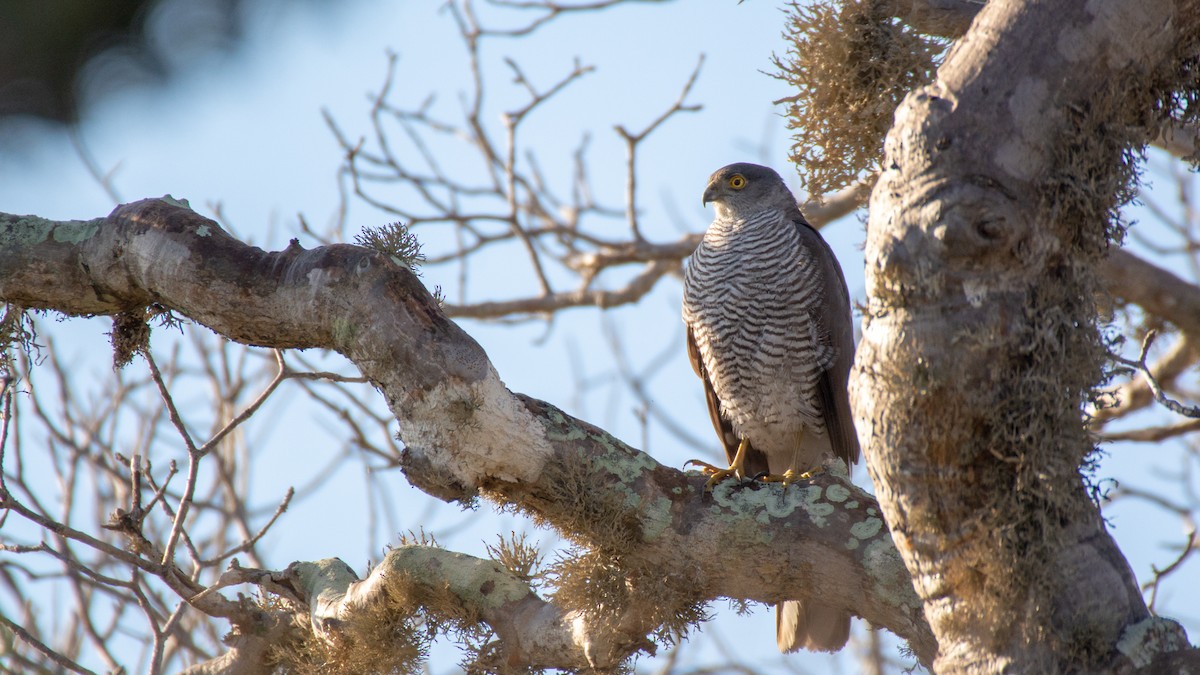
(702, 182), (718, 206)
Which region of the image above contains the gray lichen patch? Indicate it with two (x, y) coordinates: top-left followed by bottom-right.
(0, 216), (55, 246)
(386, 545), (529, 610)
(160, 194), (193, 210)
(0, 216), (103, 247)
(861, 536), (919, 610)
(594, 441), (657, 484)
(709, 482), (841, 528)
(1115, 616), (1190, 668)
(51, 218), (101, 243)
(293, 558), (361, 615)
(541, 405), (589, 442)
(630, 495), (673, 542)
(825, 483), (851, 503)
(850, 516), (884, 541)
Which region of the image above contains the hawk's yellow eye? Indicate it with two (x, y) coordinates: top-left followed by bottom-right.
(728, 174), (746, 189)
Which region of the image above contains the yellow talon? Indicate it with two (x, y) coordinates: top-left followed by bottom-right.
(686, 438), (752, 491)
(759, 466), (824, 488)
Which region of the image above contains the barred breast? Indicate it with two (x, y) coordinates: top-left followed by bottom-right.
(682, 210), (837, 473)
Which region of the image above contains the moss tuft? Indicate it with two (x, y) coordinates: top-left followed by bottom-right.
(110, 310), (151, 369)
(355, 222), (424, 271)
(772, 0), (943, 199)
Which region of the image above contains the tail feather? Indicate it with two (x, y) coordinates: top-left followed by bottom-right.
(777, 600), (851, 653)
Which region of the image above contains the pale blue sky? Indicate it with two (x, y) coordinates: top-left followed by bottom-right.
(1, 1), (1197, 672)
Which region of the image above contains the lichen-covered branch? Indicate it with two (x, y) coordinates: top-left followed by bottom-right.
(0, 200), (934, 669)
(284, 547), (643, 672)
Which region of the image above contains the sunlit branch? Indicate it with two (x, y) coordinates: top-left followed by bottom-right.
(1114, 331), (1200, 420)
(1094, 334), (1198, 424)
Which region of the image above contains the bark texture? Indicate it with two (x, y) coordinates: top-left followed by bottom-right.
(854, 1), (1197, 673)
(0, 200), (934, 670)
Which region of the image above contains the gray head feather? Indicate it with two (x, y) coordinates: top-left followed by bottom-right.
(702, 162), (799, 220)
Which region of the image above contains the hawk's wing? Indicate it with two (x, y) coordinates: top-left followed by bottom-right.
(686, 325), (771, 476)
(815, 361), (860, 468)
(795, 215), (861, 469)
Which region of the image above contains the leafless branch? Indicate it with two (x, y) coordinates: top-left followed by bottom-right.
(615, 55), (704, 241)
(1114, 331), (1200, 420)
(0, 612), (98, 675)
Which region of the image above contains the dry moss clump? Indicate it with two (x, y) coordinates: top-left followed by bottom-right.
(773, 0), (943, 199)
(546, 547), (709, 653)
(266, 546), (506, 674)
(356, 221), (424, 271)
(280, 599), (429, 675)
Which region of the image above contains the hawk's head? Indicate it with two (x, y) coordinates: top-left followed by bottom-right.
(702, 163), (797, 220)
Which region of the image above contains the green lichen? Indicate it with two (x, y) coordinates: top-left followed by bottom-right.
(543, 407), (588, 442)
(850, 516), (883, 540)
(0, 216), (102, 246)
(633, 495), (673, 542)
(196, 224), (212, 237)
(51, 219), (100, 243)
(861, 536), (919, 610)
(0, 216), (55, 245)
(708, 482), (846, 531)
(388, 546), (528, 610)
(294, 558), (359, 604)
(1115, 616), (1190, 668)
(596, 444), (657, 484)
(161, 194), (193, 210)
(803, 486), (836, 526)
(331, 318), (359, 346)
(825, 483), (851, 503)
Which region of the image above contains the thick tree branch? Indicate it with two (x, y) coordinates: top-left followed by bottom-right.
(0, 200), (934, 669)
(282, 549), (643, 671)
(1101, 248), (1200, 339)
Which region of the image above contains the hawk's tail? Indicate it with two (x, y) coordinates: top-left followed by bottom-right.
(776, 600), (850, 653)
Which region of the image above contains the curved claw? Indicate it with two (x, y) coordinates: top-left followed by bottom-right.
(685, 438), (753, 491)
(685, 459), (742, 490)
(685, 458), (724, 473)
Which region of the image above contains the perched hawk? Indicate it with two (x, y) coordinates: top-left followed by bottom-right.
(681, 162), (860, 653)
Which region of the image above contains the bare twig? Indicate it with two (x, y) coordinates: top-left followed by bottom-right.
(0, 612), (98, 675)
(614, 55), (704, 241)
(1114, 330), (1200, 420)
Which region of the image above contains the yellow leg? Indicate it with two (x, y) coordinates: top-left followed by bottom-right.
(757, 430), (823, 487)
(686, 438), (751, 490)
(759, 465), (824, 488)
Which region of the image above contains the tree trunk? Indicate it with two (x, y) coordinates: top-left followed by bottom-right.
(853, 0), (1197, 672)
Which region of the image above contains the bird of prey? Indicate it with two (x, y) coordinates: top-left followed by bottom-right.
(681, 162), (860, 653)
